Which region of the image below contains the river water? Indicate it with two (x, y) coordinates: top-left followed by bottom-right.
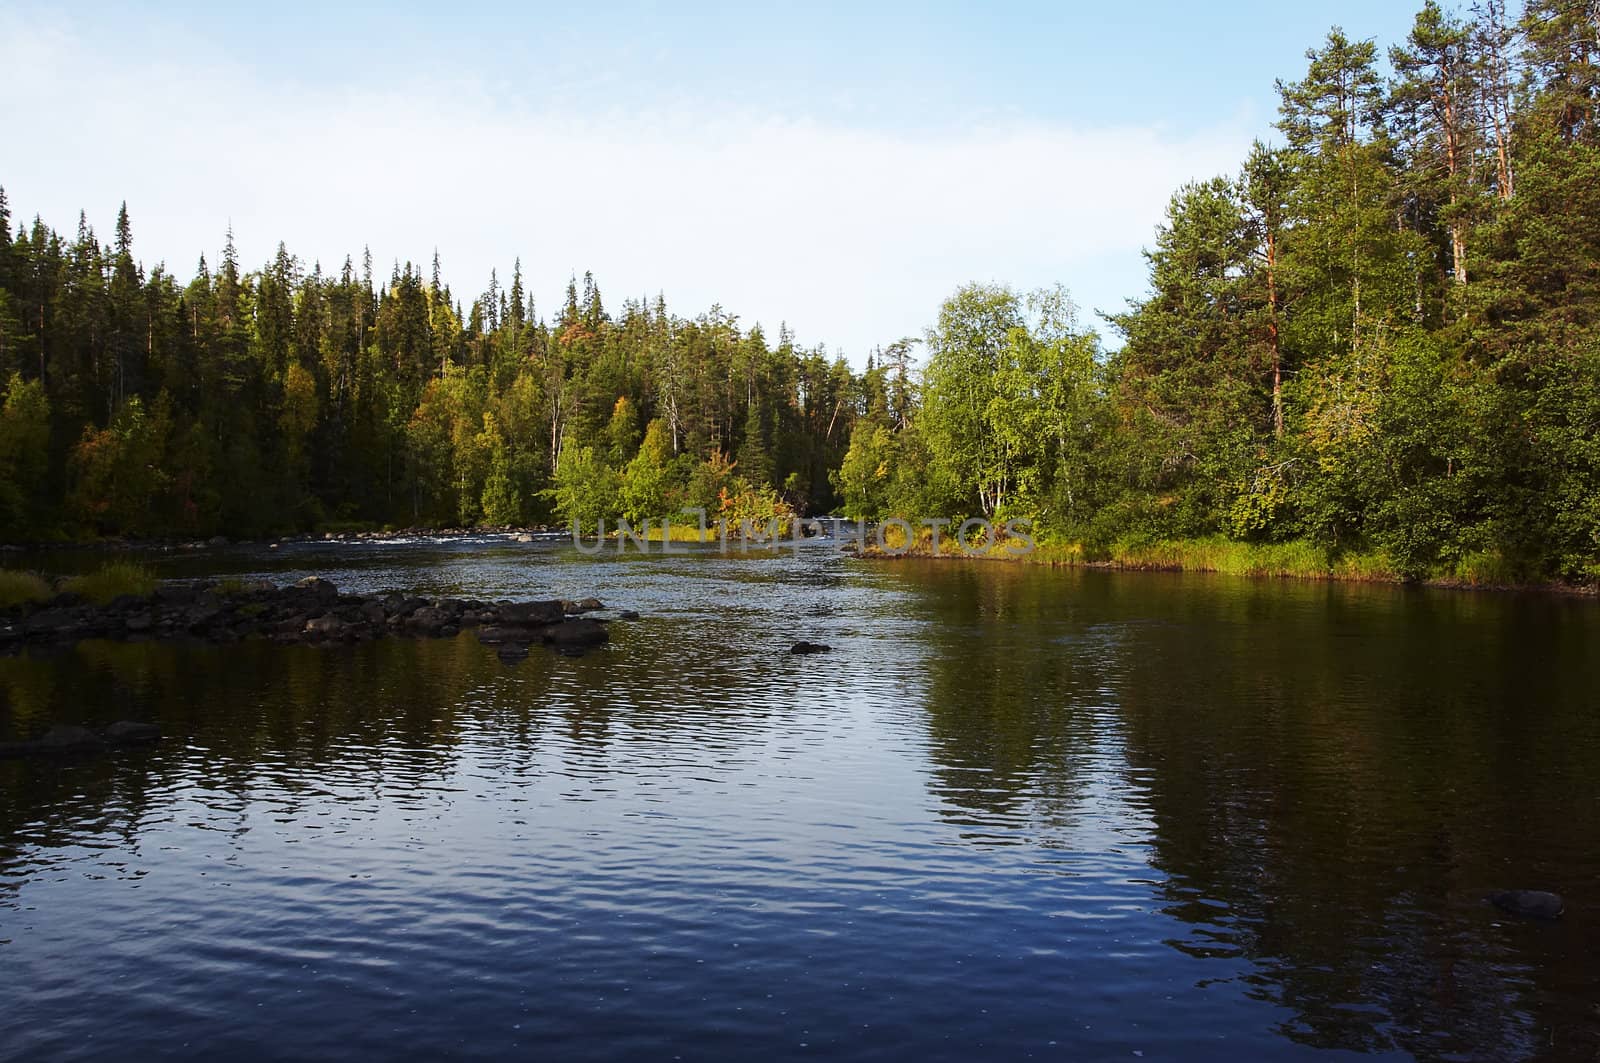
(1, 536), (1596, 1060)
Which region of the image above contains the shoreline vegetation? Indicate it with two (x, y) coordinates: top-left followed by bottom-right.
(857, 528), (1599, 596)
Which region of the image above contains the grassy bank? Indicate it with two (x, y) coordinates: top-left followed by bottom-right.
(0, 562), (159, 607)
(860, 528), (1595, 593)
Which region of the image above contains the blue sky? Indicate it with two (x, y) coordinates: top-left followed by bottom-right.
(2, 1), (1431, 360)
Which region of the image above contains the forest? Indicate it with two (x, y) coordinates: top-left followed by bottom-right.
(1, 0), (1597, 583)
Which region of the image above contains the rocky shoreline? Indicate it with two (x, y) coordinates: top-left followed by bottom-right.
(0, 576), (623, 659)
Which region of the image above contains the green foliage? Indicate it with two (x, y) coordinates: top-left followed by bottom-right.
(0, 569), (52, 607)
(547, 443), (620, 536)
(0, 373), (51, 538)
(0, 196), (867, 541)
(60, 562), (156, 604)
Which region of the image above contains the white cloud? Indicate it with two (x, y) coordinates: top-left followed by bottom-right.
(1, 11), (1255, 360)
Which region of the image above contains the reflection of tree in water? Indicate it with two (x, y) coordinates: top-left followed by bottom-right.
(0, 628), (802, 912)
(905, 563), (1134, 845)
(897, 564), (1600, 1056)
(1107, 581), (1600, 1058)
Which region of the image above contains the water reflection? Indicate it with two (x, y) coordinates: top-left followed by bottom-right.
(1, 545), (1597, 1059)
(891, 563), (1600, 1059)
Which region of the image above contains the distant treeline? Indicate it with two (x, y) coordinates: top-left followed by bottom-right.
(0, 194), (866, 538)
(836, 0), (1600, 583)
(2, 0), (1599, 585)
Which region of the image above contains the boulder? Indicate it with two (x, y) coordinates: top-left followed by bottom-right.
(495, 644), (530, 664)
(475, 625), (530, 645)
(104, 720), (162, 745)
(405, 607), (451, 634)
(570, 597), (604, 614)
(790, 640), (832, 655)
(618, 610), (640, 620)
(25, 608), (83, 637)
(304, 615), (346, 638)
(1489, 890), (1564, 920)
(36, 725), (103, 753)
(494, 600), (564, 626)
(293, 576), (340, 601)
(545, 618), (609, 648)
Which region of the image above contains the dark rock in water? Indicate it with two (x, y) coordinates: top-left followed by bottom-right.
(293, 576), (340, 601)
(405, 606), (451, 635)
(0, 576), (616, 659)
(1489, 889), (1564, 919)
(303, 615), (346, 639)
(36, 725), (103, 753)
(790, 640), (832, 655)
(618, 610), (640, 620)
(495, 600), (564, 626)
(206, 535), (229, 547)
(104, 720), (161, 745)
(495, 644), (531, 665)
(545, 618), (609, 647)
(569, 597), (604, 614)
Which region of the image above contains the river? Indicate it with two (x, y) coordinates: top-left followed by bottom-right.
(1, 536), (1596, 1060)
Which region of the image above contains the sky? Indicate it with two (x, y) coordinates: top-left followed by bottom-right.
(0, 0), (1429, 362)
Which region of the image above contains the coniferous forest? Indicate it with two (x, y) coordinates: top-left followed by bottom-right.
(2, 0), (1598, 584)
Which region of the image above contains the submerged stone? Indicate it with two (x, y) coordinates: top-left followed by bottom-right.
(1488, 890), (1564, 920)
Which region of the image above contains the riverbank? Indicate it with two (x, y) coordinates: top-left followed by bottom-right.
(858, 531), (1600, 596)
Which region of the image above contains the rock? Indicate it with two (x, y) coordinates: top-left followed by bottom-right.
(1489, 890), (1564, 920)
(475, 625), (529, 645)
(570, 597), (604, 614)
(207, 535), (229, 547)
(155, 584), (201, 606)
(395, 596), (429, 617)
(545, 618), (609, 648)
(25, 608), (83, 637)
(405, 606), (451, 634)
(790, 640), (832, 655)
(293, 576), (340, 601)
(104, 720), (161, 745)
(304, 615), (346, 638)
(495, 644), (530, 665)
(513, 533), (534, 543)
(124, 612), (153, 633)
(36, 725), (103, 753)
(494, 600), (564, 626)
(618, 610), (640, 620)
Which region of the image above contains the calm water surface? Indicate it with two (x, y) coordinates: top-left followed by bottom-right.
(1, 537), (1597, 1061)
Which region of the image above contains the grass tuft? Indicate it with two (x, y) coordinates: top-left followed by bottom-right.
(61, 562), (158, 604)
(0, 569), (53, 608)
